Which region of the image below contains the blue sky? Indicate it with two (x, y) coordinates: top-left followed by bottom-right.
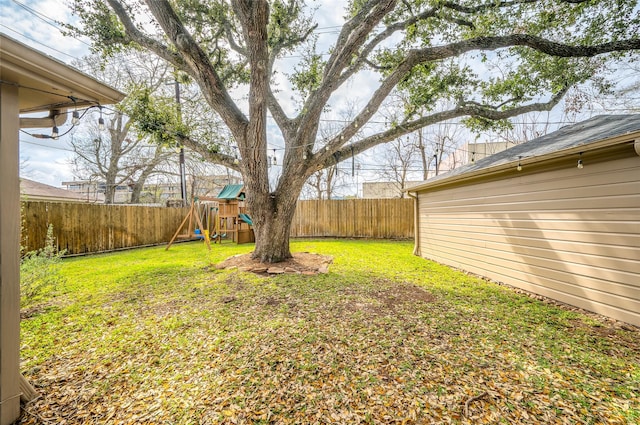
(1, 0), (364, 188)
(1, 0), (93, 186)
(3, 0), (639, 191)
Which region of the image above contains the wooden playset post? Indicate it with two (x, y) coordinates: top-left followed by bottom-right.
(166, 198), (211, 250)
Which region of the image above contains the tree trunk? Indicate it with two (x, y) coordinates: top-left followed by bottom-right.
(130, 181), (143, 204)
(326, 166), (334, 200)
(131, 163), (165, 204)
(104, 181), (116, 204)
(248, 175), (303, 263)
(250, 192), (297, 263)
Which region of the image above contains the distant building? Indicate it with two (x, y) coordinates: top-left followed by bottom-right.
(63, 174), (242, 205)
(429, 142), (514, 179)
(61, 179), (128, 203)
(362, 181), (422, 198)
(190, 174), (242, 198)
(142, 174), (242, 204)
(466, 142), (512, 163)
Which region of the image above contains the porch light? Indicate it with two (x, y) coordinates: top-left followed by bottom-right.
(577, 152), (584, 169)
(72, 110), (80, 125)
(51, 125), (59, 139)
(517, 156), (522, 171)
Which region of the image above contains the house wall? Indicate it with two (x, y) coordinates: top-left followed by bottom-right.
(416, 143), (640, 326)
(362, 182), (421, 198)
(0, 82), (22, 424)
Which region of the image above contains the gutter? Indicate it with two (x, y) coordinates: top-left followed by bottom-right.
(406, 191), (420, 256)
(1, 35), (124, 111)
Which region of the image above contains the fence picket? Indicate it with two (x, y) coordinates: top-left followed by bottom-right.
(22, 198), (414, 255)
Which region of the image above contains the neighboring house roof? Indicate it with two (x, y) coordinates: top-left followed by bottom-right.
(20, 178), (93, 203)
(216, 184), (245, 200)
(407, 114), (640, 192)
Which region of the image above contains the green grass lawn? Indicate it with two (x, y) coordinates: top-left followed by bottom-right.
(20, 239), (639, 424)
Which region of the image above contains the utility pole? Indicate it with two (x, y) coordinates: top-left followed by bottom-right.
(174, 78), (187, 206)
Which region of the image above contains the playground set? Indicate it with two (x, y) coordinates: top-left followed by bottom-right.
(166, 184), (255, 250)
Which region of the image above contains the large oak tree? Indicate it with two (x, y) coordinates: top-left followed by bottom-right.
(70, 0), (640, 262)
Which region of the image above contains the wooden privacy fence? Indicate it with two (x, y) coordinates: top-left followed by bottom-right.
(291, 198), (414, 239)
(22, 201), (190, 256)
(22, 198), (414, 255)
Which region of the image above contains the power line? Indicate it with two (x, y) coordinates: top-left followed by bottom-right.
(10, 0), (92, 48)
(0, 24), (81, 61)
(20, 139), (74, 152)
(0, 80), (100, 106)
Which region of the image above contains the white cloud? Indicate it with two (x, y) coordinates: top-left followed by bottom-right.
(20, 139), (75, 187)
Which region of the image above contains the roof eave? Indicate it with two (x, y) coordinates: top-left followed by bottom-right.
(1, 34), (125, 113)
(406, 130), (640, 193)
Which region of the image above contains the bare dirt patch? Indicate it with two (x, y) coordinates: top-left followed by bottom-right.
(20, 303), (53, 320)
(376, 283), (435, 307)
(215, 252), (333, 275)
(341, 283), (435, 317)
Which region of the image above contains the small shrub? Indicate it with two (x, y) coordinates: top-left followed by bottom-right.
(20, 224), (66, 307)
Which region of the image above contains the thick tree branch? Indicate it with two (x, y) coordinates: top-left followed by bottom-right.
(105, 0), (183, 67)
(319, 87), (568, 170)
(223, 19), (248, 57)
(442, 0), (548, 14)
(142, 0), (248, 136)
(295, 0), (398, 154)
(267, 87), (294, 139)
(322, 0), (398, 88)
(307, 2), (470, 113)
(334, 6), (439, 87)
(411, 34), (640, 62)
(307, 28), (638, 171)
(178, 135), (240, 171)
(232, 0), (271, 191)
(323, 0), (396, 81)
(442, 0), (590, 15)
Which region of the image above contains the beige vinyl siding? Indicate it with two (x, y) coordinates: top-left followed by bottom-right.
(416, 148), (640, 326)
